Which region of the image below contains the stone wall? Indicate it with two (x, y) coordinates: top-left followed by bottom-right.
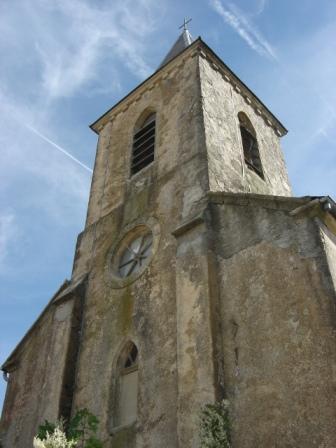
(84, 51), (208, 229)
(71, 51), (214, 447)
(199, 56), (292, 197)
(0, 298), (75, 448)
(3, 40), (335, 448)
(321, 223), (336, 289)
(211, 194), (336, 447)
(70, 47), (324, 447)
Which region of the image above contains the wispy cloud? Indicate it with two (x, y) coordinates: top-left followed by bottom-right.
(0, 0), (166, 219)
(309, 113), (336, 143)
(210, 0), (277, 60)
(0, 0), (168, 245)
(255, 0), (268, 16)
(0, 87), (91, 226)
(0, 213), (17, 269)
(23, 0), (164, 99)
(24, 124), (93, 173)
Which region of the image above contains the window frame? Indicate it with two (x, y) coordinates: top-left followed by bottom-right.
(238, 112), (264, 180)
(110, 341), (139, 433)
(130, 112), (156, 177)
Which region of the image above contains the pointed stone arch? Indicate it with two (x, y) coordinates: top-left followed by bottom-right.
(134, 108), (156, 133)
(111, 340), (139, 429)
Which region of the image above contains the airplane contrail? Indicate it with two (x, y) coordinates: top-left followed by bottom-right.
(24, 123), (93, 173)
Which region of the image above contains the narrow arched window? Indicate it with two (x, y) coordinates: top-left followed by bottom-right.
(238, 112), (264, 179)
(131, 113), (156, 176)
(115, 342), (139, 427)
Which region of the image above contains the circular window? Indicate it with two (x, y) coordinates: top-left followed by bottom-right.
(106, 218), (160, 289)
(117, 230), (153, 278)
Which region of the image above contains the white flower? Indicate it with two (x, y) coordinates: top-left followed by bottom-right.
(33, 426), (77, 448)
(33, 437), (46, 448)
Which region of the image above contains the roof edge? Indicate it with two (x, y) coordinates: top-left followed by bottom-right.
(89, 37), (287, 136)
(89, 38), (202, 133)
(198, 39), (287, 136)
(1, 275), (87, 372)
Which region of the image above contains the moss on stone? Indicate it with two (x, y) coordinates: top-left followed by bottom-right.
(124, 189), (149, 222)
(119, 287), (134, 334)
(110, 425), (136, 448)
(200, 400), (231, 448)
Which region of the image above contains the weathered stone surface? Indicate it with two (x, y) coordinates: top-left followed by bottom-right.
(211, 195), (336, 447)
(0, 298), (75, 448)
(85, 51), (208, 230)
(321, 224), (336, 289)
(68, 53), (210, 447)
(174, 222), (216, 447)
(199, 57), (292, 197)
(1, 37), (336, 448)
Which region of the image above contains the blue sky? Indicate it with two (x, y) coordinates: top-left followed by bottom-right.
(1, 0), (335, 410)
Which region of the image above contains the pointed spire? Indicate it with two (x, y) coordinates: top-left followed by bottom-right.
(158, 20), (194, 69)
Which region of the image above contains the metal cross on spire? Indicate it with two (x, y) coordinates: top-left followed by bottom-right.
(179, 17), (192, 31)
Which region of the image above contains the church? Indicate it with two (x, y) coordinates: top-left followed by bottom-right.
(1, 26), (336, 447)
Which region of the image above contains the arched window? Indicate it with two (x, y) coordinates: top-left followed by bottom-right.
(238, 112), (264, 179)
(131, 113), (156, 176)
(114, 341), (139, 427)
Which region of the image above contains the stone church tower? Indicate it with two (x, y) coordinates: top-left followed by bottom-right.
(1, 29), (336, 448)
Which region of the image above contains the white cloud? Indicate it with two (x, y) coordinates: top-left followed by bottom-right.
(0, 88), (91, 225)
(0, 0), (165, 225)
(209, 0), (277, 60)
(23, 0), (164, 98)
(283, 22), (336, 144)
(0, 0), (166, 227)
(258, 20), (336, 197)
(0, 213), (17, 269)
(208, 0), (335, 198)
(255, 0), (268, 16)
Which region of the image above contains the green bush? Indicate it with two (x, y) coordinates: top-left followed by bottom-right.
(200, 400), (231, 448)
(35, 409), (103, 448)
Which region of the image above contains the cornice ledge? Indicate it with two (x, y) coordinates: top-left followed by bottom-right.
(172, 212), (206, 238)
(208, 191), (310, 210)
(290, 196), (336, 235)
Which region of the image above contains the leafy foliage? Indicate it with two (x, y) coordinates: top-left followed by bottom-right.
(67, 409), (102, 448)
(36, 420), (57, 441)
(200, 400), (231, 448)
(35, 409), (103, 448)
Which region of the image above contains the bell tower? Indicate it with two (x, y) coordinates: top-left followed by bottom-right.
(2, 27), (336, 448)
(84, 28), (291, 231)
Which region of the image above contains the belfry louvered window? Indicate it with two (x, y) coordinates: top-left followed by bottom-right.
(131, 113), (156, 176)
(238, 112), (264, 179)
